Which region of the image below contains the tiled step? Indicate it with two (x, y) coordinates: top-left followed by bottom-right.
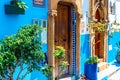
(98, 62), (108, 72)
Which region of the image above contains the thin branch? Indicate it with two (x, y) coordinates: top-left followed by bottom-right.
(0, 75), (5, 80)
(9, 68), (13, 80)
(13, 61), (19, 73)
(6, 67), (12, 80)
(23, 65), (28, 70)
(21, 70), (29, 80)
(4, 78), (9, 80)
(16, 62), (23, 80)
(93, 40), (101, 46)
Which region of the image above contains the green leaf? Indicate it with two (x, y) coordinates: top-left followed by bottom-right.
(0, 24), (45, 79)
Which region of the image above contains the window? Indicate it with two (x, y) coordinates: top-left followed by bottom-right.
(32, 19), (47, 27)
(32, 19), (47, 44)
(110, 1), (116, 15)
(33, 19), (39, 25)
(41, 20), (47, 28)
(33, 0), (45, 7)
(39, 19), (47, 44)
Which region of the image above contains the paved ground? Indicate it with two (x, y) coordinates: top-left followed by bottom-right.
(108, 69), (120, 80)
(59, 61), (120, 80)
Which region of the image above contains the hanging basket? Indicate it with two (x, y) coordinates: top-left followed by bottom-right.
(4, 5), (25, 14)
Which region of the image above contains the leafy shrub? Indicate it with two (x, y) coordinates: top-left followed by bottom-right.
(86, 56), (98, 64)
(54, 46), (65, 60)
(0, 24), (45, 80)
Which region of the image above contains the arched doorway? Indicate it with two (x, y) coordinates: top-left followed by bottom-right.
(95, 9), (100, 58)
(89, 0), (108, 72)
(95, 7), (106, 61)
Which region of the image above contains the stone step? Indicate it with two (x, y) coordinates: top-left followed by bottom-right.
(98, 58), (104, 63)
(98, 62), (108, 72)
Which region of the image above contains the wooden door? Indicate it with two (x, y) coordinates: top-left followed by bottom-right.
(55, 4), (70, 76)
(95, 9), (100, 57)
(95, 32), (100, 57)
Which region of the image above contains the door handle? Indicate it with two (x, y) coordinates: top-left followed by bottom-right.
(63, 39), (66, 41)
(55, 40), (57, 42)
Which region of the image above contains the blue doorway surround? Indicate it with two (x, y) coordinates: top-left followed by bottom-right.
(72, 7), (77, 76)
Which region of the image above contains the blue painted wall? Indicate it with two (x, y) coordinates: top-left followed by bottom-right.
(80, 0), (89, 75)
(108, 32), (120, 63)
(0, 0), (48, 80)
(80, 34), (90, 75)
(108, 0), (120, 63)
(0, 0), (48, 39)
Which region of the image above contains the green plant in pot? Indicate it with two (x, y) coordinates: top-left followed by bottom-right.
(41, 46), (69, 80)
(86, 56), (98, 64)
(88, 21), (108, 32)
(10, 0), (28, 10)
(84, 56), (98, 80)
(4, 0), (28, 14)
(54, 46), (69, 79)
(54, 46), (65, 60)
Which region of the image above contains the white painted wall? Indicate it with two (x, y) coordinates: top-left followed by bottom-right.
(81, 0), (89, 35)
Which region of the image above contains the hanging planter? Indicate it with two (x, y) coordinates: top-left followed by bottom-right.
(88, 21), (108, 32)
(4, 0), (28, 15)
(4, 5), (25, 14)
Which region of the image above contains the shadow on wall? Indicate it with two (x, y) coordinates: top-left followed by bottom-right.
(30, 71), (47, 80)
(112, 61), (120, 67)
(80, 34), (90, 58)
(29, 52), (48, 80)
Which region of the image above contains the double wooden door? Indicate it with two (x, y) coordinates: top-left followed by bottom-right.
(55, 4), (71, 76)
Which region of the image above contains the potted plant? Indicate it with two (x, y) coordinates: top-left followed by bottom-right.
(41, 46), (69, 80)
(88, 21), (108, 32)
(4, 0), (28, 14)
(54, 46), (69, 79)
(84, 56), (98, 80)
(113, 20), (120, 25)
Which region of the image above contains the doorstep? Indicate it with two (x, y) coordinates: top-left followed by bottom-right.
(98, 62), (108, 72)
(59, 75), (75, 80)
